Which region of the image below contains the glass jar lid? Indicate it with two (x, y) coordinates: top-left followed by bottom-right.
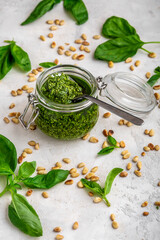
(100, 72), (156, 116)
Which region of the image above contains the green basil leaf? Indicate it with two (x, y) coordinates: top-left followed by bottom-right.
(0, 134), (17, 172)
(13, 183), (22, 190)
(21, 0), (61, 25)
(0, 163), (14, 176)
(18, 161), (36, 179)
(97, 146), (115, 155)
(0, 45), (14, 80)
(108, 135), (117, 146)
(102, 16), (137, 39)
(81, 178), (104, 196)
(154, 66), (160, 74)
(39, 62), (56, 68)
(64, 0), (88, 25)
(23, 169), (69, 189)
(8, 193), (42, 237)
(94, 35), (144, 62)
(104, 168), (123, 196)
(10, 43), (31, 72)
(147, 74), (160, 87)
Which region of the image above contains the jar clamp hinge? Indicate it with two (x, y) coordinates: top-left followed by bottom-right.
(19, 93), (39, 130)
(96, 76), (107, 95)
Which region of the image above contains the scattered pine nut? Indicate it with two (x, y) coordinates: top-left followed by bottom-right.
(27, 87), (34, 93)
(48, 33), (53, 38)
(69, 46), (76, 52)
(123, 120), (128, 125)
(158, 181), (160, 186)
(51, 41), (56, 48)
(82, 167), (88, 175)
(69, 168), (77, 174)
(110, 214), (115, 221)
(154, 201), (160, 206)
(57, 49), (64, 55)
(59, 20), (65, 26)
(24, 148), (32, 154)
(143, 146), (150, 152)
(149, 129), (155, 137)
(37, 67), (44, 72)
(89, 136), (98, 143)
(58, 46), (65, 50)
(90, 176), (99, 182)
(11, 90), (17, 97)
(119, 171), (128, 177)
(77, 181), (84, 188)
(51, 167), (59, 170)
(29, 124), (36, 130)
(93, 35), (101, 40)
(141, 152), (145, 156)
(93, 197), (102, 203)
(85, 172), (95, 179)
(91, 166), (98, 173)
(79, 45), (84, 51)
(155, 145), (160, 151)
(37, 166), (46, 171)
(53, 227), (62, 232)
(54, 19), (60, 25)
(77, 162), (85, 168)
(32, 69), (39, 75)
(40, 35), (45, 41)
(126, 163), (132, 170)
(118, 119), (124, 125)
(84, 47), (90, 53)
(65, 179), (74, 185)
(77, 54), (85, 60)
(88, 192), (94, 197)
(119, 141), (125, 148)
(21, 152), (27, 158)
(148, 52), (156, 58)
(145, 72), (151, 79)
(82, 41), (89, 46)
(82, 133), (90, 140)
(12, 118), (19, 124)
(49, 25), (58, 31)
(108, 130), (114, 136)
(42, 192), (49, 198)
(123, 152), (131, 159)
(103, 112), (111, 118)
(62, 158), (71, 164)
(108, 61), (114, 68)
(3, 117), (10, 124)
(141, 201), (148, 207)
(130, 65), (134, 71)
(9, 103), (15, 109)
(28, 76), (36, 82)
(18, 156), (23, 164)
(153, 85), (160, 90)
(75, 39), (83, 44)
(144, 129), (149, 135)
(26, 189), (33, 196)
(54, 58), (59, 65)
(135, 60), (140, 67)
(125, 57), (132, 63)
(102, 129), (108, 137)
(46, 20), (54, 24)
(71, 172), (80, 178)
(55, 234), (64, 240)
(17, 89), (23, 95)
(143, 212), (149, 216)
(137, 161), (142, 170)
(8, 112), (16, 117)
(148, 143), (154, 150)
(22, 85), (29, 91)
(121, 150), (129, 156)
(37, 170), (47, 175)
(28, 140), (36, 146)
(55, 162), (62, 168)
(65, 50), (71, 56)
(126, 121), (133, 127)
(72, 53), (78, 60)
(112, 221), (119, 229)
(28, 73), (35, 77)
(134, 170), (142, 177)
(72, 221), (79, 230)
(81, 33), (87, 40)
(154, 92), (160, 100)
(102, 141), (108, 149)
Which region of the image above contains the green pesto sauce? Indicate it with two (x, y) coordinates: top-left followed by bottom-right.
(36, 73), (99, 140)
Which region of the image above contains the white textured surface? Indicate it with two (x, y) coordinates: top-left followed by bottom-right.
(0, 0), (160, 239)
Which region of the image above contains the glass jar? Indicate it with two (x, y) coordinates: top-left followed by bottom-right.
(20, 65), (99, 140)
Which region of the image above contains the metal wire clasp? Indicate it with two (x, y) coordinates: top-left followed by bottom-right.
(19, 93), (39, 129)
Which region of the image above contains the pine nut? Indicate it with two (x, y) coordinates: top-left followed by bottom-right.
(82, 41), (89, 46)
(48, 33), (53, 38)
(69, 46), (76, 52)
(154, 201), (160, 206)
(102, 141), (108, 149)
(63, 158), (71, 164)
(77, 54), (85, 60)
(102, 129), (108, 137)
(88, 192), (94, 196)
(3, 117), (10, 124)
(125, 57), (132, 63)
(127, 121), (133, 127)
(108, 130), (114, 136)
(84, 47), (90, 53)
(85, 172), (95, 179)
(46, 20), (54, 24)
(54, 19), (60, 25)
(29, 124), (36, 130)
(53, 227), (62, 232)
(21, 152), (27, 158)
(82, 167), (88, 175)
(77, 162), (85, 168)
(9, 103), (15, 109)
(28, 141), (36, 146)
(135, 60), (140, 67)
(148, 52), (156, 58)
(155, 145), (160, 151)
(137, 161), (142, 170)
(65, 179), (74, 185)
(121, 150), (129, 156)
(42, 192), (49, 198)
(70, 168), (77, 174)
(93, 197), (102, 203)
(65, 50), (71, 56)
(148, 143), (154, 150)
(130, 65), (134, 71)
(72, 53), (78, 60)
(118, 119), (124, 125)
(77, 181), (84, 188)
(34, 143), (39, 150)
(154, 92), (160, 100)
(52, 167), (59, 170)
(81, 33), (87, 40)
(32, 69), (39, 75)
(158, 181), (160, 186)
(123, 152), (131, 159)
(37, 67), (44, 72)
(110, 214), (115, 221)
(11, 90), (17, 96)
(17, 89), (23, 95)
(40, 35), (45, 41)
(103, 112), (111, 118)
(90, 176), (99, 182)
(55, 234), (64, 240)
(51, 41), (56, 48)
(59, 20), (65, 26)
(37, 170), (47, 175)
(108, 61), (114, 68)
(82, 133), (90, 140)
(22, 85), (29, 91)
(119, 141), (125, 148)
(18, 156), (23, 164)
(145, 72), (151, 79)
(54, 58), (59, 65)
(141, 152), (145, 156)
(56, 162), (62, 168)
(143, 146), (150, 152)
(93, 35), (101, 40)
(134, 170), (142, 177)
(37, 166), (46, 171)
(126, 163), (132, 170)
(26, 189), (33, 196)
(27, 87), (34, 93)
(8, 112), (16, 117)
(144, 129), (149, 135)
(24, 148), (32, 154)
(141, 201), (148, 207)
(91, 166), (98, 173)
(57, 48), (64, 55)
(143, 212), (149, 216)
(89, 137), (98, 143)
(149, 129), (154, 137)
(72, 221), (79, 230)
(49, 25), (58, 31)
(119, 171), (128, 177)
(28, 77), (36, 82)
(75, 39), (83, 44)
(28, 73), (35, 77)
(11, 118), (19, 124)
(112, 221), (119, 229)
(153, 85), (160, 90)
(79, 45), (84, 51)
(71, 172), (80, 178)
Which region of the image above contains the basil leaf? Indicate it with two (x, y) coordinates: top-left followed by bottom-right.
(8, 193), (42, 237)
(21, 0), (61, 25)
(97, 146), (115, 155)
(0, 134), (17, 172)
(13, 184), (22, 190)
(94, 35), (144, 62)
(81, 179), (104, 196)
(0, 45), (14, 80)
(102, 16), (137, 39)
(108, 135), (117, 146)
(23, 169), (69, 189)
(39, 62), (56, 68)
(10, 43), (31, 72)
(147, 74), (160, 87)
(18, 161), (36, 179)
(104, 168), (123, 196)
(154, 66), (160, 74)
(64, 0), (88, 25)
(0, 163), (14, 176)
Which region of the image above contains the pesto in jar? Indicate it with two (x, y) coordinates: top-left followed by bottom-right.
(36, 73), (99, 140)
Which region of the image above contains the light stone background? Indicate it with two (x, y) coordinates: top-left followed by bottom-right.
(0, 0), (160, 239)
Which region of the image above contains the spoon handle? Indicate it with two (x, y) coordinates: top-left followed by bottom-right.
(84, 95), (144, 126)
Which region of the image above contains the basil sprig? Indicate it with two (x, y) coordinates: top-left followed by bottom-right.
(147, 66), (160, 87)
(98, 135), (119, 155)
(0, 41), (31, 80)
(0, 134), (69, 237)
(21, 0), (88, 25)
(81, 168), (123, 206)
(95, 16), (160, 62)
(39, 62), (57, 68)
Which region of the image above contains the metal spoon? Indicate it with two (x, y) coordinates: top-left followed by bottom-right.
(72, 94), (144, 126)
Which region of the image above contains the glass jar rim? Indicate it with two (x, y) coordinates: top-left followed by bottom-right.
(35, 64), (98, 112)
